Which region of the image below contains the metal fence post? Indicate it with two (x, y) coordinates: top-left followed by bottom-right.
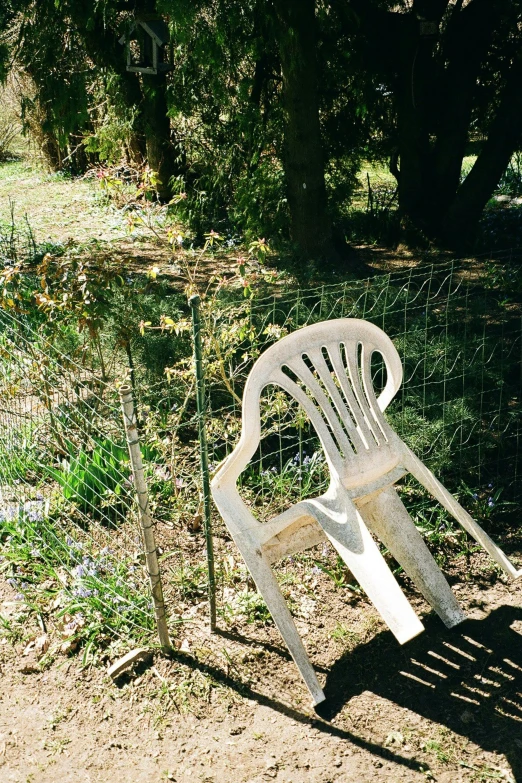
(119, 384), (171, 650)
(189, 294), (217, 632)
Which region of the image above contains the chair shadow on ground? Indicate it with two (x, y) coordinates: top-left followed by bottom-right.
(172, 605), (521, 777)
(316, 604), (522, 778)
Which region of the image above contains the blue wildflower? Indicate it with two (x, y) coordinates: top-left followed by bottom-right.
(73, 586), (93, 598)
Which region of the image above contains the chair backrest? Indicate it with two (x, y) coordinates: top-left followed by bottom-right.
(236, 318), (404, 489)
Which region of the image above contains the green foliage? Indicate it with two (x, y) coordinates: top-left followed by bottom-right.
(498, 153), (522, 197)
(314, 555), (362, 592)
(47, 439), (129, 518)
(235, 590), (272, 625)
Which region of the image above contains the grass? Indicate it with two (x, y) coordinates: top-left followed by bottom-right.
(0, 160), (132, 247)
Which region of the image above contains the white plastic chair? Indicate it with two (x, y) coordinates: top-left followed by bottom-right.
(211, 318), (521, 705)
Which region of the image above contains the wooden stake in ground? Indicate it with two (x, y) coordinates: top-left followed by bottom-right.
(119, 384), (171, 650)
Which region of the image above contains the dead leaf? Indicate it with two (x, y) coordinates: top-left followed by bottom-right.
(55, 569), (69, 586)
(107, 648), (152, 680)
(60, 639), (79, 655)
(57, 613), (85, 641)
(384, 731), (404, 747)
(22, 638), (36, 657)
(34, 634), (50, 657)
(19, 658), (39, 674)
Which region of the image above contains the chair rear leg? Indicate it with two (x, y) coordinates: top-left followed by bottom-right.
(237, 537), (325, 706)
(360, 486), (466, 628)
(403, 449), (522, 581)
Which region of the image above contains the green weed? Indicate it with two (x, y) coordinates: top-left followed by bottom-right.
(235, 590), (272, 625)
(47, 438), (129, 520)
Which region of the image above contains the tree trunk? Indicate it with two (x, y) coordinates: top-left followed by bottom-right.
(141, 73), (175, 201)
(441, 57), (522, 244)
(272, 0), (336, 260)
(395, 15), (435, 230)
(430, 0), (497, 221)
(120, 73), (147, 166)
(350, 0), (511, 245)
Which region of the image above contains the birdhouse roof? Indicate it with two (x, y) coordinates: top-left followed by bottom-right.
(139, 20), (170, 46)
(118, 19), (170, 47)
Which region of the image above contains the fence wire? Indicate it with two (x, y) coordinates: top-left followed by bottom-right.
(199, 259), (522, 530)
(0, 254), (520, 646)
(0, 305), (156, 649)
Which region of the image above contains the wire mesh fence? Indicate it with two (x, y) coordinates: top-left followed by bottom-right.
(0, 305), (157, 652)
(199, 261), (521, 519)
(0, 255), (521, 648)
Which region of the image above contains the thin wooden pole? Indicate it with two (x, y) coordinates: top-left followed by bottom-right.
(119, 384), (171, 650)
(189, 294), (217, 632)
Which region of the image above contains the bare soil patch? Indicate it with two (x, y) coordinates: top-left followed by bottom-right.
(1, 545), (521, 783)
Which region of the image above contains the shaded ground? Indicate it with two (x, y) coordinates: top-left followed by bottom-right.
(3, 159), (502, 287)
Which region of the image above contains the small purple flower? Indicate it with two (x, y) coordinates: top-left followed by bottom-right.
(73, 586), (93, 598)
(488, 497), (495, 508)
(154, 465), (170, 482)
(7, 577), (17, 588)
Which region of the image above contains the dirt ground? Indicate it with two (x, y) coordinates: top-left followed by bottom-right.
(1, 547), (521, 783)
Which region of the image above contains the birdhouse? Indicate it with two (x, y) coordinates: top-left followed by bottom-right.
(119, 19), (171, 75)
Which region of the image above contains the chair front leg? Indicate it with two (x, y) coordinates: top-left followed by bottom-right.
(235, 532), (326, 706)
(403, 448), (522, 581)
(211, 486), (325, 705)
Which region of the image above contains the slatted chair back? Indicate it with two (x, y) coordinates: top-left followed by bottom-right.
(240, 318), (403, 489)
